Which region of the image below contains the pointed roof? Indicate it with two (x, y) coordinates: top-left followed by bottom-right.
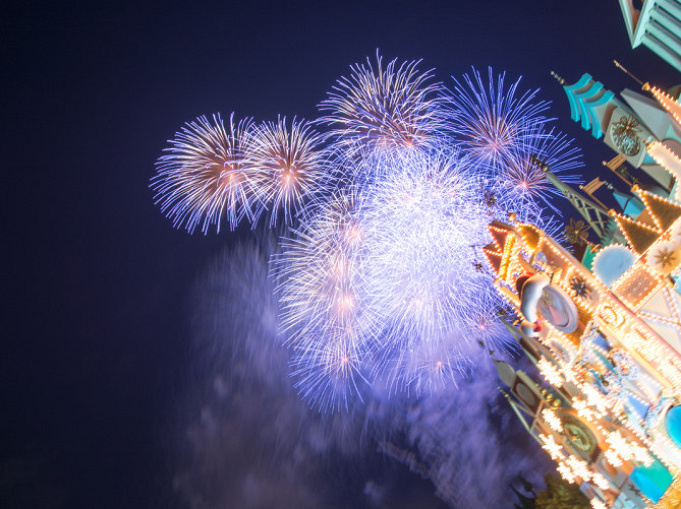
(489, 221), (513, 251)
(616, 0), (639, 45)
(633, 185), (681, 231)
(611, 210), (662, 255)
(613, 189), (629, 210)
(613, 189), (644, 218)
(483, 244), (503, 275)
(484, 222), (515, 276)
(644, 83), (681, 128)
(635, 208), (657, 229)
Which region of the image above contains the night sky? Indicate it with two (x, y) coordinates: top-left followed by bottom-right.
(3, 2), (679, 508)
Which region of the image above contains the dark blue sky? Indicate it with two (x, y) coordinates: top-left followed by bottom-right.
(2, 1), (678, 508)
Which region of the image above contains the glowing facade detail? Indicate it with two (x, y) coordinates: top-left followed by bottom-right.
(488, 205), (681, 507)
(491, 78), (681, 507)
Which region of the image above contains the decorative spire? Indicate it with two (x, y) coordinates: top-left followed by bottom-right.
(614, 60), (645, 87)
(643, 85), (681, 127)
(615, 60), (681, 128)
(482, 246), (502, 275)
(550, 71), (565, 86)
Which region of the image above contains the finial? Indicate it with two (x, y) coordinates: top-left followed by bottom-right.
(614, 60), (646, 88)
(608, 208), (617, 217)
(550, 71), (565, 86)
(631, 184), (640, 193)
(529, 153), (549, 172)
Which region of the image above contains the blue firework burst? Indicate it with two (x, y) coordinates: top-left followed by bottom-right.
(317, 51), (445, 160)
(151, 113), (258, 234)
(444, 67), (552, 171)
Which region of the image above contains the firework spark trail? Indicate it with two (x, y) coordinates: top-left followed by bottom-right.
(290, 329), (372, 412)
(249, 117), (328, 226)
(178, 242), (546, 508)
(317, 52), (445, 166)
(394, 326), (472, 395)
(152, 54), (583, 413)
(276, 188), (381, 345)
(361, 152), (490, 336)
(151, 113), (258, 234)
(444, 67), (553, 171)
(357, 151), (503, 394)
(495, 126), (583, 214)
(275, 147), (511, 406)
(463, 292), (516, 353)
(274, 187), (391, 410)
(154, 52), (587, 509)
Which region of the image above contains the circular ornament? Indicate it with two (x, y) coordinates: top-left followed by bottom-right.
(649, 241), (681, 274)
(560, 412), (598, 459)
(610, 115), (641, 157)
(536, 285), (579, 333)
(495, 361), (516, 387)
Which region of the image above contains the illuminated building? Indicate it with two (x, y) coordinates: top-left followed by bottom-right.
(486, 80), (681, 507)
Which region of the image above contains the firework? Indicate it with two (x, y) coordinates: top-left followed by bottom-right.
(361, 151), (492, 333)
(317, 52), (444, 161)
(445, 67), (552, 171)
(494, 127), (582, 214)
(249, 117), (327, 226)
(290, 329), (370, 411)
(275, 188), (389, 409)
(275, 188), (385, 351)
(395, 328), (470, 395)
(151, 113), (258, 234)
(154, 54), (583, 413)
(358, 150), (503, 391)
(277, 148), (512, 401)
